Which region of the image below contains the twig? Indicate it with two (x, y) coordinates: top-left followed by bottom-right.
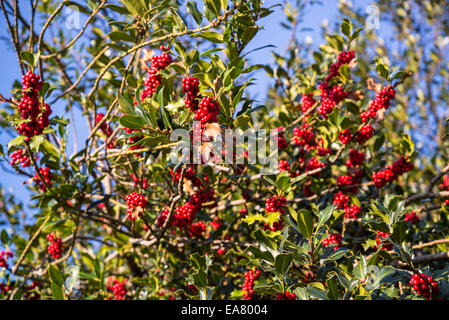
(11, 215), (51, 274)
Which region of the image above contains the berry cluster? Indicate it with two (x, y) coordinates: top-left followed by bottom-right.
(188, 221), (206, 238)
(158, 170), (215, 233)
(46, 233), (62, 259)
(344, 204), (361, 219)
(10, 149), (31, 167)
(17, 71), (52, 141)
(0, 250), (13, 268)
(305, 157), (326, 176)
(300, 93), (316, 114)
(365, 85), (396, 121)
(346, 149), (365, 168)
(404, 211), (419, 224)
(276, 128), (288, 149)
(125, 192), (147, 221)
(141, 49), (172, 100)
(292, 123), (315, 149)
(409, 273), (439, 300)
(372, 156), (412, 188)
(356, 123), (374, 144)
(241, 269), (261, 300)
(95, 113), (115, 149)
(264, 194), (287, 231)
(275, 291), (296, 300)
(323, 233), (342, 251)
(333, 191), (350, 209)
(375, 231), (393, 251)
(318, 97), (337, 118)
(338, 129), (352, 145)
(34, 167), (52, 191)
(182, 76), (200, 112)
(106, 278), (127, 300)
(279, 160), (290, 173)
(325, 51), (355, 82)
(336, 171), (360, 194)
(337, 174), (354, 188)
(316, 51), (355, 118)
(194, 96), (220, 124)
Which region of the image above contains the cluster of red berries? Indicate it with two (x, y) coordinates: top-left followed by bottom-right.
(292, 123), (315, 149)
(194, 96), (220, 124)
(300, 93), (316, 114)
(182, 76), (200, 112)
(316, 51), (355, 118)
(363, 85), (396, 121)
(372, 156), (413, 188)
(346, 149), (365, 168)
(404, 211), (419, 224)
(151, 51), (173, 70)
(318, 97), (337, 118)
(95, 113), (115, 149)
(279, 160), (290, 173)
(141, 47), (172, 100)
(409, 273), (439, 300)
(305, 157), (326, 175)
(106, 278), (127, 300)
(337, 170), (361, 194)
(181, 75), (221, 125)
(46, 233), (62, 259)
(10, 148), (31, 167)
(241, 269), (261, 300)
(344, 204), (362, 219)
(316, 139), (332, 156)
(275, 291), (296, 300)
(356, 123), (374, 144)
(264, 194), (287, 231)
(0, 250), (13, 268)
(375, 231), (393, 251)
(333, 191), (350, 209)
(17, 71), (52, 140)
(276, 128), (288, 149)
(337, 174), (354, 188)
(171, 166), (204, 189)
(325, 51), (355, 82)
(338, 129), (352, 145)
(34, 167), (52, 191)
(158, 170), (214, 233)
(125, 192), (147, 221)
(323, 233), (342, 251)
(188, 221), (206, 238)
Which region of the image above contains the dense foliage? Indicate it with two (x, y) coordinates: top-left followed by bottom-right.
(0, 0), (449, 300)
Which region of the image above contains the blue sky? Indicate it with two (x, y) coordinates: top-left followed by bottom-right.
(0, 0), (370, 206)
